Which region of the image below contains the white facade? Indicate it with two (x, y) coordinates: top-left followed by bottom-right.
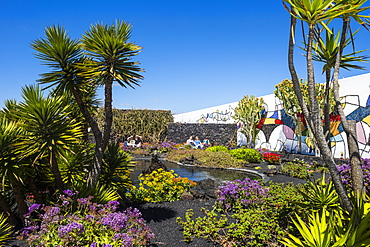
(174, 73), (370, 158)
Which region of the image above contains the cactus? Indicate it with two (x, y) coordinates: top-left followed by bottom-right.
(233, 95), (265, 148)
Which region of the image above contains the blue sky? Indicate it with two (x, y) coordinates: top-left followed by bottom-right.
(2, 1), (370, 114)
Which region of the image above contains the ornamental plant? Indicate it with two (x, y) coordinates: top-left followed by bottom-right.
(281, 158), (316, 179)
(229, 148), (262, 163)
(215, 178), (269, 211)
(177, 181), (306, 247)
(337, 158), (370, 194)
(19, 190), (154, 247)
(205, 145), (229, 152)
(128, 168), (197, 202)
(262, 152), (282, 164)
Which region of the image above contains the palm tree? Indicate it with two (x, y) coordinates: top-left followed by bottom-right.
(80, 20), (144, 186)
(13, 85), (83, 191)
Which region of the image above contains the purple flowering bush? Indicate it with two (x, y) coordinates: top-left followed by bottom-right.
(215, 178), (269, 211)
(336, 158), (370, 194)
(19, 190), (154, 247)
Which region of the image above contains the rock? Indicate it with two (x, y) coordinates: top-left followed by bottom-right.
(142, 154), (168, 175)
(179, 155), (202, 165)
(190, 178), (221, 199)
(181, 191), (194, 200)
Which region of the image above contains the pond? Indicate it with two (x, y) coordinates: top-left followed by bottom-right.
(130, 159), (261, 185)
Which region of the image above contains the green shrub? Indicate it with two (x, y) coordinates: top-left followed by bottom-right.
(205, 145), (229, 152)
(281, 158), (315, 179)
(177, 181), (306, 246)
(229, 148), (262, 163)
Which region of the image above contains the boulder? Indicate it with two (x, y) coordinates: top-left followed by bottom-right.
(142, 154), (168, 175)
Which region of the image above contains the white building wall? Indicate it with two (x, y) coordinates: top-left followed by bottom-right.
(174, 73), (370, 158)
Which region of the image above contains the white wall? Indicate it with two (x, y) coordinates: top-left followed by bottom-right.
(174, 73), (370, 158)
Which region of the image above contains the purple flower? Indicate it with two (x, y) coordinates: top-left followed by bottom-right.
(58, 222), (84, 238)
(63, 190), (77, 197)
(28, 204), (41, 213)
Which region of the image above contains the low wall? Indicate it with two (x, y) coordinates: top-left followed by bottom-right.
(167, 123), (236, 146)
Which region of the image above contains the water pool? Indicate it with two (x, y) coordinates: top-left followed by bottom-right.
(130, 159), (261, 185)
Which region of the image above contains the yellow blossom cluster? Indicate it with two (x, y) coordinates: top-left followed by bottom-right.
(128, 168), (197, 202)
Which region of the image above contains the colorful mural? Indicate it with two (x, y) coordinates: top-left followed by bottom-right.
(197, 105), (235, 123)
(174, 73), (370, 158)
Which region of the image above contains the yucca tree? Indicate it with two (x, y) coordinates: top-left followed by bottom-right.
(31, 26), (105, 189)
(13, 85), (83, 191)
(331, 0), (370, 203)
(0, 115), (28, 225)
(308, 28), (368, 149)
(283, 0), (370, 212)
(32, 21), (144, 188)
(80, 20), (144, 186)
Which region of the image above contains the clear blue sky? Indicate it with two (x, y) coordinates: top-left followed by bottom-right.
(2, 0), (370, 114)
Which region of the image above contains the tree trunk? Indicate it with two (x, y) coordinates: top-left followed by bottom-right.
(287, 15), (352, 212)
(50, 150), (64, 191)
(26, 175), (43, 204)
(332, 19), (364, 200)
(324, 69), (332, 151)
(70, 86), (104, 188)
(12, 180), (28, 224)
(102, 79), (114, 151)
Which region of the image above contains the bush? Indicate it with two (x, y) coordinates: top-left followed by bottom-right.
(337, 158), (370, 194)
(177, 181), (306, 247)
(128, 169), (197, 202)
(281, 158), (315, 179)
(229, 148), (262, 163)
(19, 190), (154, 246)
(215, 178), (269, 211)
(205, 145), (229, 152)
(166, 149), (246, 168)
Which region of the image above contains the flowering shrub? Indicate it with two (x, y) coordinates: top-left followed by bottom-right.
(128, 169), (197, 202)
(215, 178), (269, 211)
(337, 158), (370, 194)
(177, 181), (305, 247)
(19, 191), (154, 247)
(262, 152), (281, 164)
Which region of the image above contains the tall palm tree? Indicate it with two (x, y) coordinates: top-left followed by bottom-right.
(13, 85), (83, 191)
(80, 20), (144, 186)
